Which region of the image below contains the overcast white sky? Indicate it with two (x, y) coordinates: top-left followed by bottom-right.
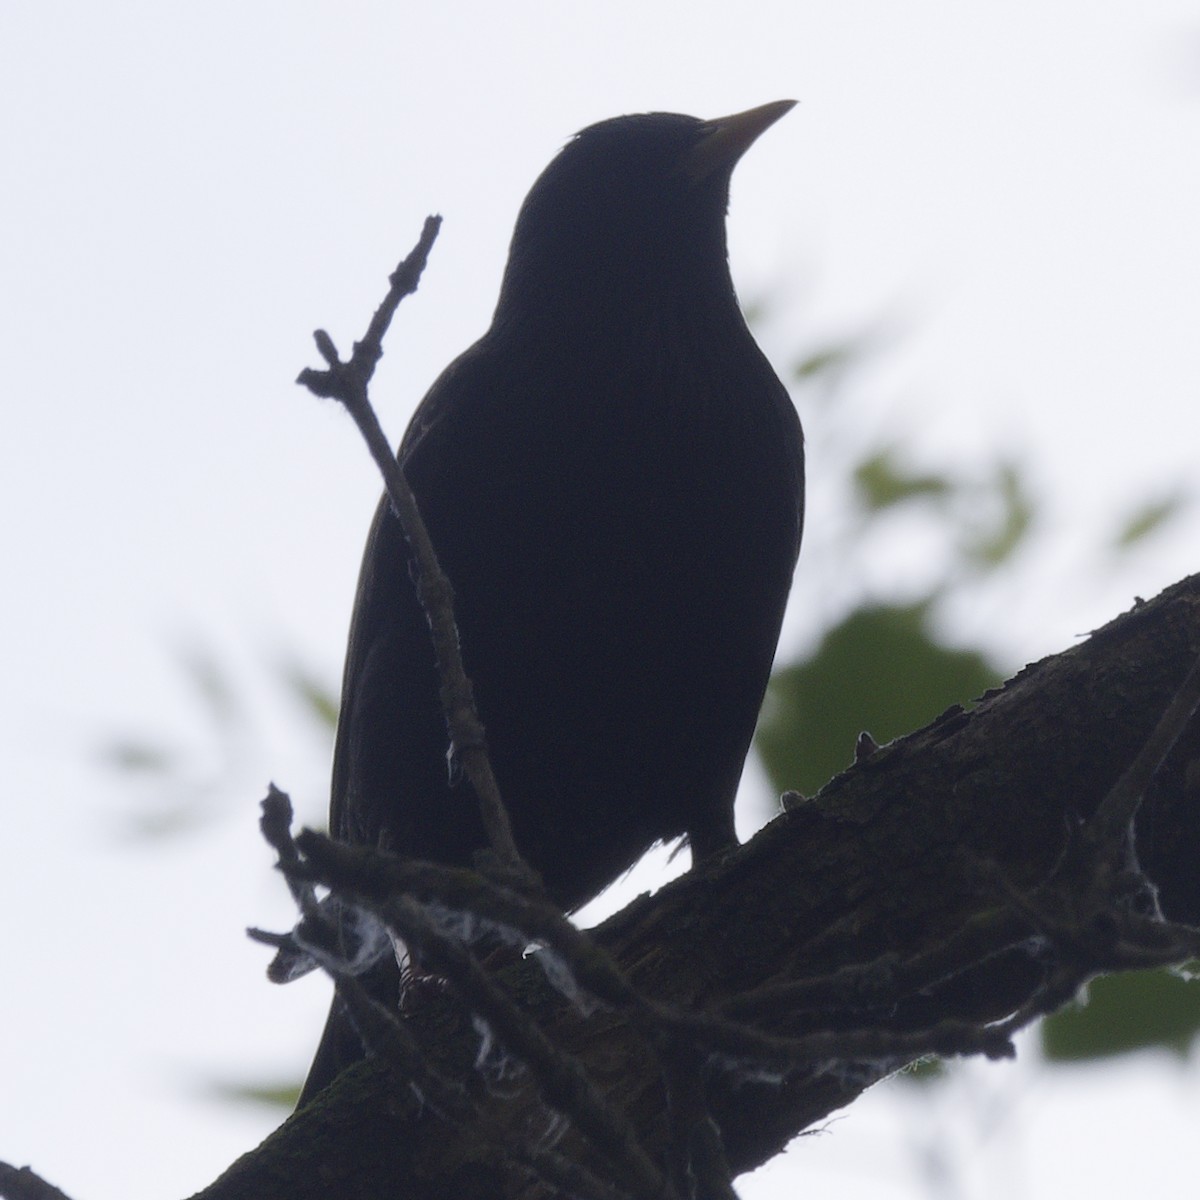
(3, 3), (1199, 1198)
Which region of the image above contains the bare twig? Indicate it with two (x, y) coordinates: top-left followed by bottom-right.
(278, 795), (1200, 1166)
(258, 782), (320, 918)
(289, 225), (684, 1187)
(296, 217), (529, 882)
(291, 829), (642, 1009)
(257, 799), (673, 1197)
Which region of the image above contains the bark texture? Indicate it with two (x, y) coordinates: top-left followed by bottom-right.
(193, 573), (1200, 1200)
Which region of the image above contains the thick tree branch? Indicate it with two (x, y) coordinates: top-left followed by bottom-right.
(0, 1165), (73, 1200)
(191, 572), (1200, 1199)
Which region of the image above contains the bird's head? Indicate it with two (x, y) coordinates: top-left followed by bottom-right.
(494, 101), (795, 327)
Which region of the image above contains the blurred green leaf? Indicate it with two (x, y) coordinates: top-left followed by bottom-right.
(1112, 492), (1186, 551)
(895, 1057), (946, 1086)
(208, 1080), (302, 1110)
(123, 804), (214, 838)
(99, 636), (257, 838)
(178, 640), (242, 730)
(276, 656), (340, 731)
(960, 461), (1034, 568)
(1041, 969), (1200, 1062)
(792, 340), (866, 383)
(98, 739), (179, 775)
(853, 449), (953, 512)
(757, 603), (1002, 797)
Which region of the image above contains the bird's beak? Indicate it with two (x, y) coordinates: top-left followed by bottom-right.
(681, 99), (797, 183)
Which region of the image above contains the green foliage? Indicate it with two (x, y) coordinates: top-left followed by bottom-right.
(791, 339), (870, 384)
(754, 321), (1023, 802)
(99, 740), (181, 776)
(275, 655), (340, 731)
(206, 1080), (304, 1109)
(896, 1057), (945, 1085)
(758, 602), (1000, 798)
(99, 639), (335, 838)
(750, 307), (1191, 1081)
(960, 461), (1033, 568)
(851, 448), (1033, 571)
(1112, 491), (1187, 552)
(1041, 968), (1200, 1062)
(752, 310), (1186, 807)
(99, 640), (250, 837)
(854, 448), (953, 510)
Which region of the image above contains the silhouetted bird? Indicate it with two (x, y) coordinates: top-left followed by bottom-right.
(301, 102), (804, 1102)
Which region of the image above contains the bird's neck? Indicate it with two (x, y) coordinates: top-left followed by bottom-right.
(491, 247), (745, 349)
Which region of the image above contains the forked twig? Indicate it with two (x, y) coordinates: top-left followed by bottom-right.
(296, 217), (530, 884)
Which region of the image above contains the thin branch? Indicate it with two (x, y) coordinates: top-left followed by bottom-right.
(258, 782), (320, 918)
(295, 215), (443, 402)
(255, 803), (672, 1197)
(296, 217), (529, 882)
(291, 830), (643, 1008)
(279, 798), (1200, 1165)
